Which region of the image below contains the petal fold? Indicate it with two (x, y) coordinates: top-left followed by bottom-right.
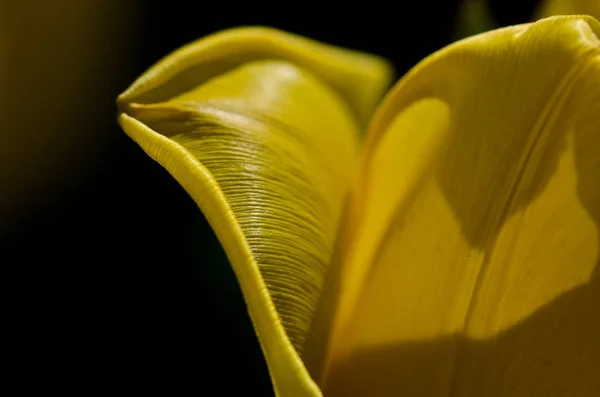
(118, 26), (393, 127)
(117, 27), (392, 397)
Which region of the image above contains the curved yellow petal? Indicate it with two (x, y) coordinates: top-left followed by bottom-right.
(324, 16), (600, 396)
(118, 26), (392, 127)
(117, 27), (392, 397)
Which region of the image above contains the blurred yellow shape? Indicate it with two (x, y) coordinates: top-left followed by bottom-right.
(537, 0), (600, 20)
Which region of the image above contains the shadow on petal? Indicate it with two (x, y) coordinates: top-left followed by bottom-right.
(328, 274), (599, 397)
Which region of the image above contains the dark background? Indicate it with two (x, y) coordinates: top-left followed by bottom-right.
(3, 0), (540, 394)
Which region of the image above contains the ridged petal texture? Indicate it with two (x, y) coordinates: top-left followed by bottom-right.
(117, 27), (392, 396)
(323, 15), (600, 396)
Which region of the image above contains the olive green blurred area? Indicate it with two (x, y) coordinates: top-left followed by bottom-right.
(2, 0), (590, 394)
(1, 1), (134, 218)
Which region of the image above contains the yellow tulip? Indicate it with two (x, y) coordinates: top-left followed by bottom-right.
(117, 16), (600, 397)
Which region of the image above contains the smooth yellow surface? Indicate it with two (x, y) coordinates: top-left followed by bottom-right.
(118, 17), (600, 397)
(118, 27), (391, 397)
(325, 16), (600, 396)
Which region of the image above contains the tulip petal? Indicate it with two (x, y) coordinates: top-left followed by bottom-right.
(324, 16), (600, 396)
(118, 26), (393, 127)
(118, 27), (392, 397)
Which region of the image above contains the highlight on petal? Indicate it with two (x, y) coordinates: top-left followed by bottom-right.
(117, 27), (392, 396)
(322, 16), (600, 396)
